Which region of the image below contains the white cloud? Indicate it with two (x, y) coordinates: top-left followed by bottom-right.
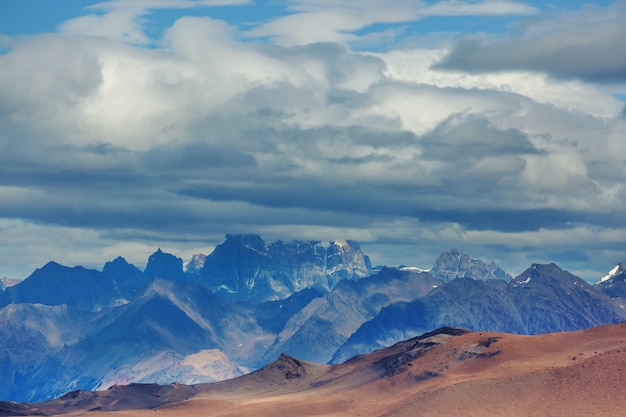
(59, 10), (150, 44)
(377, 48), (624, 118)
(87, 0), (251, 11)
(247, 0), (537, 46)
(420, 0), (537, 16)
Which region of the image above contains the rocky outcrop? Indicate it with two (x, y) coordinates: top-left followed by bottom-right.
(184, 254), (206, 275)
(144, 249), (187, 282)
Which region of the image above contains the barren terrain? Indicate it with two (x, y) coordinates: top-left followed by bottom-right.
(4, 324), (626, 417)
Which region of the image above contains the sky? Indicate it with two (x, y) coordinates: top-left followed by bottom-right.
(1, 0), (625, 283)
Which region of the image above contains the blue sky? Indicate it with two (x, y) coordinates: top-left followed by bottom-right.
(1, 1), (625, 282)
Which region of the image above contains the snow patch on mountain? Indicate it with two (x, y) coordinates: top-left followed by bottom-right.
(597, 263), (625, 285)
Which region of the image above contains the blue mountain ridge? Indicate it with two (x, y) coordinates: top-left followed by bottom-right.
(0, 235), (624, 402)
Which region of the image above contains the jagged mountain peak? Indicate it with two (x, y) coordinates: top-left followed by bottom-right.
(144, 249), (186, 282)
(184, 253), (206, 274)
(198, 235), (372, 303)
(430, 249), (511, 282)
(595, 262), (626, 300)
(597, 262), (626, 285)
(102, 256), (147, 295)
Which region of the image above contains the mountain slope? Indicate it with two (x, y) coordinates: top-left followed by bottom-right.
(4, 323), (626, 417)
(595, 262), (626, 301)
(3, 278), (275, 402)
(262, 267), (443, 364)
(334, 263), (626, 362)
(102, 256), (148, 298)
(0, 303), (110, 402)
(508, 263), (624, 333)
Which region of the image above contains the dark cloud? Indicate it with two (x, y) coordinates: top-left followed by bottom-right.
(414, 208), (576, 232)
(141, 142), (257, 171)
(435, 5), (626, 83)
(420, 113), (540, 160)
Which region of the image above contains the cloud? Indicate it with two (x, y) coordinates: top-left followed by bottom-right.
(1, 1), (626, 282)
(246, 0), (538, 45)
(435, 3), (626, 83)
(87, 0), (250, 10)
(419, 0), (537, 16)
(58, 0), (251, 44)
(420, 112), (539, 160)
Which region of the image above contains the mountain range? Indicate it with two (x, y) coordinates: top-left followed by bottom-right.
(0, 234), (624, 402)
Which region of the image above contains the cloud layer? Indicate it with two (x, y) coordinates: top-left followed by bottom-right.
(436, 2), (626, 83)
(0, 0), (625, 281)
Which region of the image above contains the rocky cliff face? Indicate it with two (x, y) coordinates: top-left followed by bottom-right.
(430, 249), (512, 282)
(198, 235), (372, 303)
(184, 254), (206, 276)
(144, 249), (187, 282)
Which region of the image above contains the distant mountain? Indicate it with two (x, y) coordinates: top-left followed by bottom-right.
(332, 277), (514, 363)
(198, 235), (372, 303)
(508, 263), (623, 333)
(144, 249), (187, 282)
(4, 278), (276, 402)
(96, 236), (373, 304)
(332, 263), (625, 363)
(0, 262), (127, 312)
(263, 267), (443, 364)
(184, 253), (206, 275)
(595, 262), (626, 300)
(0, 303), (112, 402)
(102, 256), (148, 297)
(430, 249), (512, 281)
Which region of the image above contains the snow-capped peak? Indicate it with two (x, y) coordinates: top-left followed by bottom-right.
(597, 263), (625, 285)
